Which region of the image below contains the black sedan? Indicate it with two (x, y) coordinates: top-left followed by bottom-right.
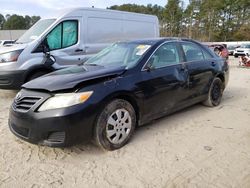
(9, 38), (229, 150)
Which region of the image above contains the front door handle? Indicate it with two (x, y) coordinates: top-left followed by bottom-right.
(75, 49), (83, 52)
(211, 62), (216, 66)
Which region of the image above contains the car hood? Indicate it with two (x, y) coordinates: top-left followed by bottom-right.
(23, 65), (126, 92)
(0, 43), (27, 54)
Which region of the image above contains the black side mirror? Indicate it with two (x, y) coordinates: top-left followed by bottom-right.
(41, 38), (50, 55)
(144, 56), (156, 71)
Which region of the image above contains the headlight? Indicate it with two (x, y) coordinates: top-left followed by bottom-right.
(0, 49), (23, 63)
(38, 91), (93, 112)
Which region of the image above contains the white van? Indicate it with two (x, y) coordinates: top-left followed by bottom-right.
(0, 8), (159, 89)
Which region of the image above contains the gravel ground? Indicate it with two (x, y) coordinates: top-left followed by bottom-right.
(0, 57), (250, 188)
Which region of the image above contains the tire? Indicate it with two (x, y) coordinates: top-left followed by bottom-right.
(26, 71), (49, 82)
(234, 55), (238, 58)
(94, 99), (136, 151)
(203, 78), (223, 107)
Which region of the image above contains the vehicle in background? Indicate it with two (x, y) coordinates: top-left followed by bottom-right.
(239, 55), (250, 67)
(233, 43), (250, 57)
(227, 45), (239, 55)
(9, 38), (229, 150)
(0, 40), (15, 46)
(207, 44), (229, 59)
(0, 8), (159, 90)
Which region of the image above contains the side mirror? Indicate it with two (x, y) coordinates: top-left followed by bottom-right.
(41, 38), (50, 55)
(143, 65), (151, 72)
(144, 56), (157, 71)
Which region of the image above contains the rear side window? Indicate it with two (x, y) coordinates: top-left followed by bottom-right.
(182, 42), (204, 62)
(47, 20), (78, 50)
(202, 48), (214, 59)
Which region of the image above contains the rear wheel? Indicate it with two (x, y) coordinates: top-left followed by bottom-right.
(94, 99), (136, 151)
(203, 78), (223, 107)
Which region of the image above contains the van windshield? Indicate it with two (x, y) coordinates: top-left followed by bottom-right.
(17, 19), (56, 43)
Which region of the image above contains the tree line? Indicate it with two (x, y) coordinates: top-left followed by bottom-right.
(0, 14), (40, 30)
(0, 0), (249, 41)
(109, 0), (250, 41)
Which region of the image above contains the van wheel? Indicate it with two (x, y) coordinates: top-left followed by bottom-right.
(203, 78), (223, 107)
(26, 71), (49, 82)
(94, 99), (136, 151)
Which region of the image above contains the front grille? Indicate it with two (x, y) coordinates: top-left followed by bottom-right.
(13, 96), (42, 112)
(11, 123), (29, 138)
(47, 132), (65, 143)
(237, 50), (244, 52)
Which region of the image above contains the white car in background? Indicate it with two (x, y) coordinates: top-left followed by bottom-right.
(234, 43), (250, 57)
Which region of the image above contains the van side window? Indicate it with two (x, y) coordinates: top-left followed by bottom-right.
(47, 20), (78, 50)
(182, 42), (204, 62)
(148, 43), (180, 69)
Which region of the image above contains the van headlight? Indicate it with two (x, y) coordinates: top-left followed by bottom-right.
(0, 49), (23, 63)
(38, 91), (93, 112)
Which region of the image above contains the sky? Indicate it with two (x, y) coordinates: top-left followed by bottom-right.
(0, 0), (188, 18)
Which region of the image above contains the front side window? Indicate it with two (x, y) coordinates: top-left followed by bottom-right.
(182, 42), (204, 62)
(46, 20), (78, 50)
(148, 43), (180, 69)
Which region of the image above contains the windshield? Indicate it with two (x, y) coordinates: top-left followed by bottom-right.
(17, 19), (56, 43)
(241, 44), (250, 48)
(85, 43), (152, 68)
(228, 45), (236, 50)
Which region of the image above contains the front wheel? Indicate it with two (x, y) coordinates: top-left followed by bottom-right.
(203, 78), (223, 107)
(94, 99), (136, 151)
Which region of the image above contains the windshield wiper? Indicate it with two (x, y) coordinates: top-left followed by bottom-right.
(84, 63), (99, 66)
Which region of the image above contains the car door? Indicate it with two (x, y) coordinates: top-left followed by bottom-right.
(46, 18), (85, 67)
(140, 42), (188, 120)
(181, 41), (215, 102)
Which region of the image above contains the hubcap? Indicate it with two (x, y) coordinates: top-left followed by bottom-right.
(211, 83), (221, 102)
(106, 108), (132, 144)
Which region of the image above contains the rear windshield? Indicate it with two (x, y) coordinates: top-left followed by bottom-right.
(17, 19), (56, 43)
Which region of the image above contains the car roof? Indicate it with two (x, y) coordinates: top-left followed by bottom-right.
(120, 37), (200, 45)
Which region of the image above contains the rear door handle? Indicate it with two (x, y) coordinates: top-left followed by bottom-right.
(211, 62), (216, 66)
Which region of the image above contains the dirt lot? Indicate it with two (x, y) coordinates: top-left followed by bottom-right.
(0, 57), (250, 188)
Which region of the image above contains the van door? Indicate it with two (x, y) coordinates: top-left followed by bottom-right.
(46, 18), (85, 67)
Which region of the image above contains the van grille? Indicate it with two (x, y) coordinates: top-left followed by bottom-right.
(13, 96), (42, 112)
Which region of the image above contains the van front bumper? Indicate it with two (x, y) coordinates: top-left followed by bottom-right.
(0, 70), (26, 90)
